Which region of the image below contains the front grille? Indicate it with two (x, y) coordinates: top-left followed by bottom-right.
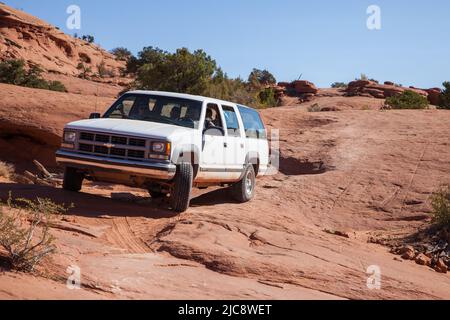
(77, 131), (147, 160)
(80, 132), (94, 141)
(95, 134), (110, 143)
(111, 136), (127, 145)
(127, 150), (145, 159)
(79, 143), (93, 153)
(94, 145), (109, 155)
(129, 138), (146, 147)
(110, 147), (126, 157)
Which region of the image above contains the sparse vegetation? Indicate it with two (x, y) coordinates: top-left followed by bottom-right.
(331, 82), (348, 88)
(97, 60), (115, 78)
(110, 47), (132, 61)
(308, 103), (322, 112)
(431, 185), (450, 227)
(0, 60), (67, 92)
(81, 34), (95, 43)
(0, 161), (14, 180)
(385, 90), (429, 109)
(439, 81), (450, 109)
(0, 194), (70, 272)
(77, 62), (92, 79)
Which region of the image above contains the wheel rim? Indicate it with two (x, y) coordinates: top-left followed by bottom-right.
(245, 169), (254, 196)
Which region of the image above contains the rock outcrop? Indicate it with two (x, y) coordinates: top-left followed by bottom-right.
(0, 3), (125, 77)
(345, 80), (433, 102)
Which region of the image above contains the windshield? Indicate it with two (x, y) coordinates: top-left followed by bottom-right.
(103, 94), (203, 129)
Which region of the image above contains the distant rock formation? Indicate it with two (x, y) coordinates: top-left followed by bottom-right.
(345, 80), (441, 105)
(0, 3), (125, 77)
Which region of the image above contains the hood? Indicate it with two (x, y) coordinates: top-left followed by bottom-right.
(65, 118), (195, 140)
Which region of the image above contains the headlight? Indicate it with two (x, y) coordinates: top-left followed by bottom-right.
(149, 142), (171, 160)
(152, 142), (166, 153)
(64, 131), (77, 143)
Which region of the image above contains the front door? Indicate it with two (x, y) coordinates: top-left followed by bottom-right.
(198, 103), (228, 181)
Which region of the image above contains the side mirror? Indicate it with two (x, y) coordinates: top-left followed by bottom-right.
(203, 127), (225, 137)
(89, 113), (101, 119)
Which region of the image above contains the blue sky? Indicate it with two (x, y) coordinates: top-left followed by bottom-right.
(4, 0), (450, 88)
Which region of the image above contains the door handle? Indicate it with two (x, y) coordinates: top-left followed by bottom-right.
(224, 142), (228, 148)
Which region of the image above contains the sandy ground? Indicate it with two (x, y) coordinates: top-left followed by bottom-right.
(1, 86), (449, 299)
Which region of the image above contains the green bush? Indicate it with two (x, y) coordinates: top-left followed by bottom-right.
(47, 81), (67, 92)
(385, 90), (429, 109)
(430, 185), (450, 227)
(258, 87), (277, 108)
(248, 68), (276, 87)
(0, 59), (26, 85)
(0, 60), (67, 92)
(127, 46), (278, 109)
(110, 47), (132, 61)
(331, 82), (347, 88)
(439, 81), (450, 109)
(81, 35), (95, 43)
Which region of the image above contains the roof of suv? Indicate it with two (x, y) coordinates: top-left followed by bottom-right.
(126, 90), (254, 111)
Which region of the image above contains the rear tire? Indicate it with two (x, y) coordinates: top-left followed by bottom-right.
(170, 163), (193, 212)
(63, 167), (84, 192)
(231, 164), (256, 203)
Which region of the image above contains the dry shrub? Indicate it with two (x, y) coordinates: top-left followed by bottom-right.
(307, 103), (322, 112)
(0, 194), (69, 272)
(431, 185), (450, 227)
(0, 161), (14, 180)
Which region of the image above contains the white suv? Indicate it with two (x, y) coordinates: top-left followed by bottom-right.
(56, 91), (269, 212)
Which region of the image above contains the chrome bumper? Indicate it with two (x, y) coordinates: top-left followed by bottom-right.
(56, 150), (176, 180)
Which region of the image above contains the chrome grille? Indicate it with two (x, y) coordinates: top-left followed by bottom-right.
(77, 131), (147, 160)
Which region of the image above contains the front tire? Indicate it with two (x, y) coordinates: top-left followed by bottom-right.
(63, 167), (84, 192)
(170, 163), (193, 212)
(149, 190), (167, 199)
(231, 164), (256, 203)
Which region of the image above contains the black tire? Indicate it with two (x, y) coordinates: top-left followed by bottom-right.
(231, 164), (256, 203)
(170, 163), (193, 212)
(63, 167), (84, 192)
(149, 190), (167, 199)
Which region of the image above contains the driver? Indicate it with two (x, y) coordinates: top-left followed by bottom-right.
(204, 108), (216, 129)
(170, 107), (181, 121)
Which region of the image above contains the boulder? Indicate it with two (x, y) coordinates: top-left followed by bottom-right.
(293, 80), (318, 94)
(435, 259), (448, 273)
(425, 88), (442, 105)
(361, 88), (385, 99)
(400, 245), (416, 260)
(384, 81), (395, 86)
(277, 82), (292, 89)
(415, 253), (431, 266)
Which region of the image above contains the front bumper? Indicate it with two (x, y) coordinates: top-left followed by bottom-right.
(56, 150), (176, 180)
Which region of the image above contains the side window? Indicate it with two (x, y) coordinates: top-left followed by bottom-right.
(238, 106), (267, 140)
(204, 103), (224, 129)
(203, 103), (224, 136)
(222, 105), (241, 137)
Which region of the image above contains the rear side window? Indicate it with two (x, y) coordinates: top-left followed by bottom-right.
(238, 106), (267, 139)
(222, 105), (241, 137)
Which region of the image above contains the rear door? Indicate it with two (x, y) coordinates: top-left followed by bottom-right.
(237, 106), (269, 176)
